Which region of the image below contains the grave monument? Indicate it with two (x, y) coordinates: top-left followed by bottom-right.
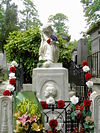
(32, 25), (68, 102)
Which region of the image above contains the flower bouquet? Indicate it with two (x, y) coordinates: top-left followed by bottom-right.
(14, 92), (44, 133)
(70, 95), (95, 133)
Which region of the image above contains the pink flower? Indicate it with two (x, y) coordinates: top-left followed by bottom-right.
(17, 113), (31, 126)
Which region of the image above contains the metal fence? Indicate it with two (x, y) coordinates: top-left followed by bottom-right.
(43, 101), (79, 133)
(87, 51), (100, 78)
(64, 61), (88, 98)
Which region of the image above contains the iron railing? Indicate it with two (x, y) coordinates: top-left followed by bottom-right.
(43, 101), (79, 133)
(64, 61), (88, 98)
(87, 51), (100, 78)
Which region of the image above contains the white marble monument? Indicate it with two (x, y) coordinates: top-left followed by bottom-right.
(32, 64), (68, 101)
(0, 96), (13, 133)
(33, 24), (68, 102)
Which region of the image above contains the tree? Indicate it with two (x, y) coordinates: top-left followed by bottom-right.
(81, 0), (100, 25)
(0, 0), (18, 52)
(19, 0), (42, 30)
(4, 27), (41, 83)
(48, 13), (70, 40)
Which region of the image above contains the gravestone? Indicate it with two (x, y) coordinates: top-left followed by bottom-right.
(0, 96), (13, 133)
(77, 38), (88, 65)
(91, 94), (100, 133)
(32, 64), (68, 101)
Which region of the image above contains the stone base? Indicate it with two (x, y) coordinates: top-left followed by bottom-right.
(32, 63), (68, 101)
(23, 84), (32, 91)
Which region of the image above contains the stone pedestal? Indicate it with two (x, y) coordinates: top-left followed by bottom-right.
(0, 96), (13, 133)
(32, 64), (68, 101)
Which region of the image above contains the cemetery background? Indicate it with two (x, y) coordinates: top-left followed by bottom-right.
(0, 0), (100, 132)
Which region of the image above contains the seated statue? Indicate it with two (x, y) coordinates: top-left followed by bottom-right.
(38, 25), (59, 67)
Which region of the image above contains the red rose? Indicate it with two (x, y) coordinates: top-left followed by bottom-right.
(85, 72), (91, 81)
(3, 90), (11, 96)
(77, 112), (82, 119)
(40, 101), (48, 109)
(47, 38), (51, 44)
(82, 60), (88, 67)
(88, 91), (92, 96)
(47, 131), (52, 133)
(9, 78), (16, 85)
(80, 105), (84, 111)
(75, 104), (80, 110)
(9, 66), (16, 73)
(49, 119), (58, 129)
(57, 100), (65, 108)
(83, 99), (91, 107)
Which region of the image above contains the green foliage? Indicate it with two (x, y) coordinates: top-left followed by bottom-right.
(19, 0), (42, 30)
(17, 99), (41, 115)
(58, 35), (72, 64)
(4, 27), (41, 83)
(48, 13), (69, 37)
(58, 36), (77, 65)
(3, 73), (8, 81)
(0, 0), (19, 52)
(81, 0), (100, 25)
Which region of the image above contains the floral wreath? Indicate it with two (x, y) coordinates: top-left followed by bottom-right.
(3, 61), (18, 96)
(70, 60), (95, 133)
(40, 60), (95, 133)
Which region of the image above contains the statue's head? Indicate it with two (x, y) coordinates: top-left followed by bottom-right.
(42, 24), (54, 37)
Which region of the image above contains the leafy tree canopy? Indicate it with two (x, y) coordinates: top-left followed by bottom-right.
(19, 0), (42, 30)
(48, 13), (70, 40)
(4, 26), (41, 83)
(0, 0), (18, 52)
(81, 0), (100, 25)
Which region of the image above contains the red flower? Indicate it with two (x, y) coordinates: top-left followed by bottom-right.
(75, 104), (80, 110)
(77, 112), (82, 119)
(88, 91), (92, 96)
(83, 99), (91, 107)
(47, 38), (51, 44)
(49, 119), (58, 129)
(9, 78), (16, 85)
(3, 90), (11, 96)
(72, 128), (79, 133)
(57, 100), (65, 108)
(82, 60), (88, 67)
(80, 105), (84, 111)
(47, 131), (52, 133)
(40, 101), (48, 109)
(85, 72), (91, 81)
(9, 66), (16, 73)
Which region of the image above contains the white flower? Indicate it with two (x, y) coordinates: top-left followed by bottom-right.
(11, 61), (18, 67)
(86, 80), (93, 88)
(82, 65), (90, 72)
(46, 96), (55, 104)
(70, 95), (79, 105)
(6, 84), (15, 92)
(9, 73), (16, 79)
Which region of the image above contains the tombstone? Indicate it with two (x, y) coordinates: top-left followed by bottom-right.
(32, 63), (68, 101)
(72, 48), (77, 64)
(77, 38), (88, 65)
(92, 94), (100, 133)
(0, 96), (13, 133)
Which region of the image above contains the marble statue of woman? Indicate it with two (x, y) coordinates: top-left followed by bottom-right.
(38, 25), (59, 67)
